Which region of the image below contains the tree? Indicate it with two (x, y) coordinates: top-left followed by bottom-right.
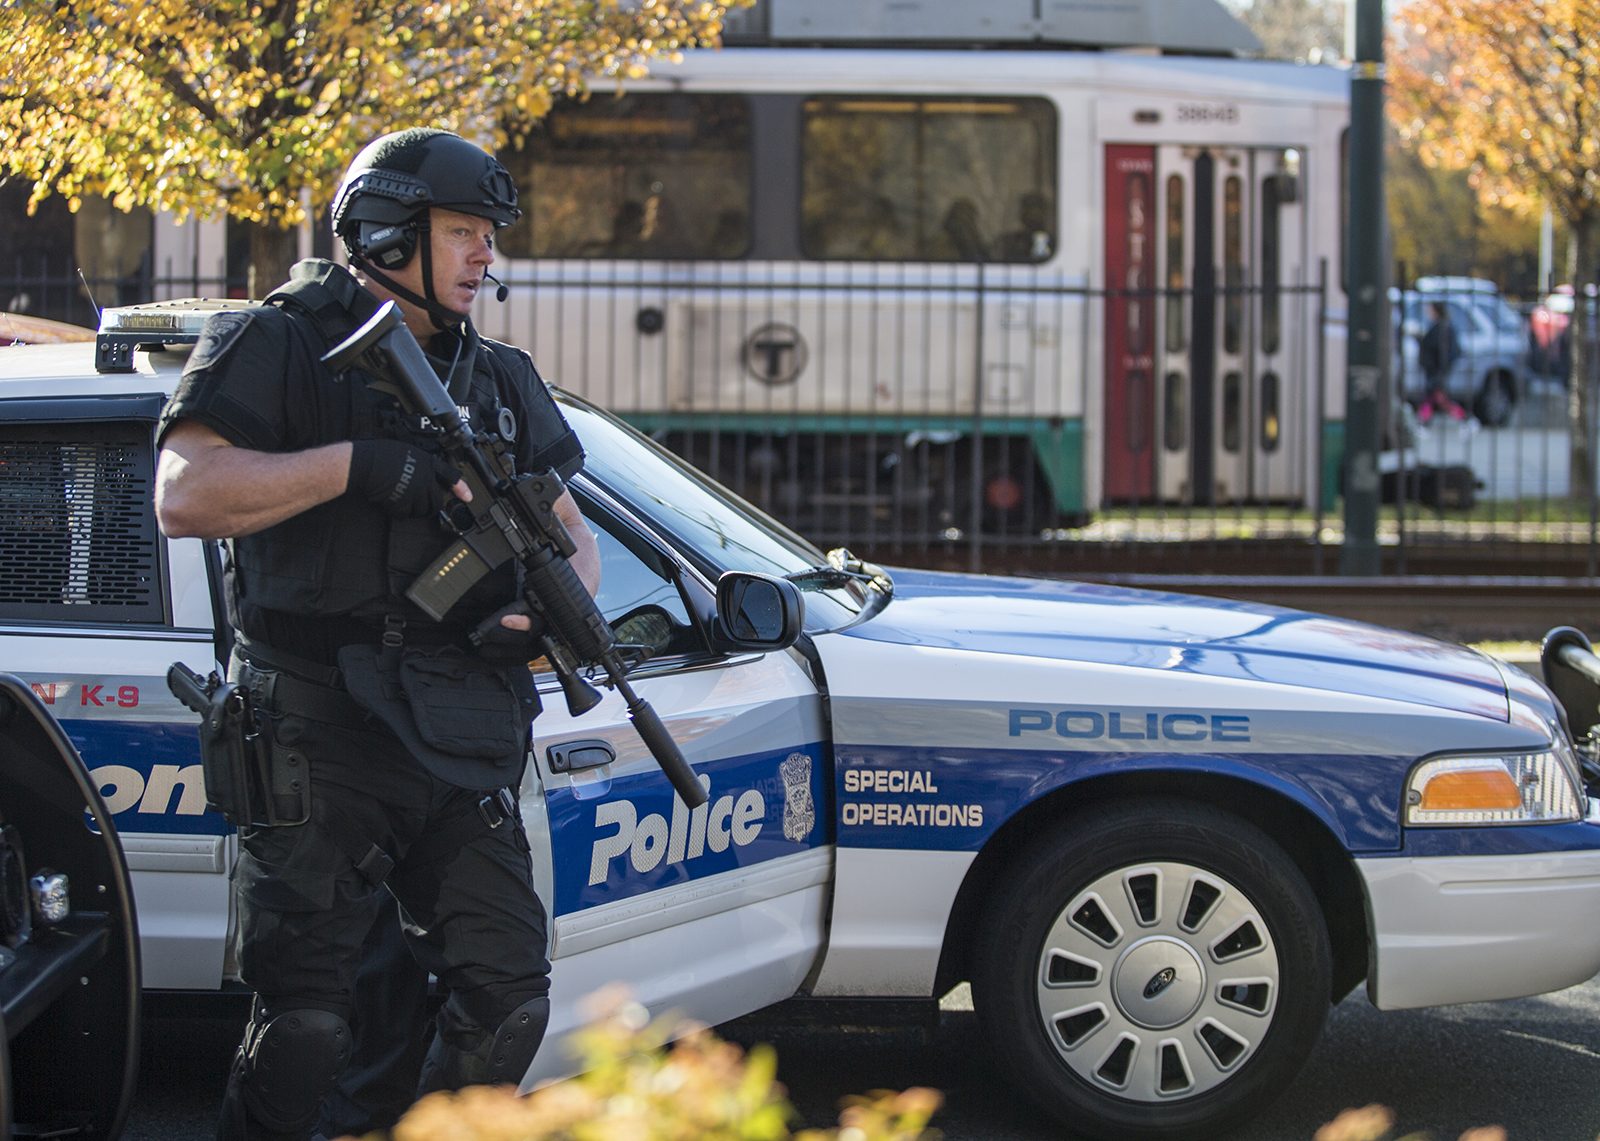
(1219, 0), (1348, 63)
(0, 0), (744, 294)
(1388, 0), (1600, 492)
(1387, 147), (1545, 292)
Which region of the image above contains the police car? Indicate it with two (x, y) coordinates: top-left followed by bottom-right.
(0, 687), (139, 1136)
(5, 300), (1600, 1141)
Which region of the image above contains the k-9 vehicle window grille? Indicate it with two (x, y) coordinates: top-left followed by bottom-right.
(0, 423), (163, 623)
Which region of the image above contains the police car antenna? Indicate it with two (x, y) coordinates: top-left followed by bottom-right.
(76, 269), (102, 323)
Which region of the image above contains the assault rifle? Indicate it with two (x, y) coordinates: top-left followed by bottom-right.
(323, 301), (707, 808)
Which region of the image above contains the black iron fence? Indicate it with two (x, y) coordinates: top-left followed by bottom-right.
(7, 259), (1599, 579)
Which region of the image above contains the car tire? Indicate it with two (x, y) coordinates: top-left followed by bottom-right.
(971, 799), (1331, 1140)
(1474, 372), (1516, 427)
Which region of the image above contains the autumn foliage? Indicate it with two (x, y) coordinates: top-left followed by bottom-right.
(368, 990), (941, 1141)
(1388, 0), (1600, 485)
(0, 1), (740, 230)
(1387, 0), (1600, 237)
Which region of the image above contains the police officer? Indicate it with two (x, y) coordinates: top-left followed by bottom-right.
(155, 128), (598, 1141)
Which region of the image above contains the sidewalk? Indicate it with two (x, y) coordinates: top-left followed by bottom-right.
(1401, 377), (1574, 499)
(1395, 377), (1583, 502)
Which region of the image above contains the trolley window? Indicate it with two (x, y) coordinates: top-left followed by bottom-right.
(1163, 372), (1187, 452)
(1222, 371), (1243, 453)
(1165, 174), (1186, 353)
(499, 93), (752, 260)
(799, 96), (1056, 263)
(1260, 372), (1282, 452)
(1223, 175), (1243, 355)
(1124, 169), (1153, 355)
(1261, 173), (1282, 354)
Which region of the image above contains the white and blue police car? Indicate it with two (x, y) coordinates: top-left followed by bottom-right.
(4, 300), (1600, 1140)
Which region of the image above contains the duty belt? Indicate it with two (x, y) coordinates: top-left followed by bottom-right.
(233, 650), (365, 726)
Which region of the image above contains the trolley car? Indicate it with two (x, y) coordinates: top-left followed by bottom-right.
(473, 11), (1349, 538)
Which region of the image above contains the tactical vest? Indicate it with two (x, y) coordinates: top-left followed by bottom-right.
(227, 260), (525, 641)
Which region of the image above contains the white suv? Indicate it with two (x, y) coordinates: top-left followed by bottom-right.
(1392, 277), (1529, 426)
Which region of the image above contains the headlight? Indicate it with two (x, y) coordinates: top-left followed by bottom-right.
(1405, 748), (1584, 826)
(28, 870), (69, 926)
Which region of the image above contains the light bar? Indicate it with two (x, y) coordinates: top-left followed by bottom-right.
(94, 298), (258, 374)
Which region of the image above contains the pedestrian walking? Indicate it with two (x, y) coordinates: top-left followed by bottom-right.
(1417, 299), (1468, 424)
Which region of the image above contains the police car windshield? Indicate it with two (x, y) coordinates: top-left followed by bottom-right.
(556, 392), (868, 629)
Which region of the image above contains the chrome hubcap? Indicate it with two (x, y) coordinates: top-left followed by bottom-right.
(1033, 861), (1281, 1101)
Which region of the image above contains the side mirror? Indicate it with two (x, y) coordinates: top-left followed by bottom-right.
(1542, 626), (1600, 743)
(713, 572), (803, 653)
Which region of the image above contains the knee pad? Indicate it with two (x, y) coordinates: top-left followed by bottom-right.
(238, 1007), (353, 1134)
(485, 995), (549, 1084)
(420, 995), (548, 1092)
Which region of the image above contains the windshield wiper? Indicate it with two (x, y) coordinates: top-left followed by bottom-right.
(786, 547), (894, 597)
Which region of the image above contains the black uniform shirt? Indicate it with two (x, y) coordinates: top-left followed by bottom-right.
(158, 271), (583, 665)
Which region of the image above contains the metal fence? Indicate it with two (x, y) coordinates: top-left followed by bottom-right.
(1381, 276), (1600, 580)
(7, 260), (1599, 580)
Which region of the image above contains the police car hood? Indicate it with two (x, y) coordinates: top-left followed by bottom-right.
(829, 568), (1508, 719)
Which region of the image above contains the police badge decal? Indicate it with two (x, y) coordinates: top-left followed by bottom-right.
(780, 752), (815, 842)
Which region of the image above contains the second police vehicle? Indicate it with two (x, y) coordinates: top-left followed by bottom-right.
(3, 297), (1600, 1139)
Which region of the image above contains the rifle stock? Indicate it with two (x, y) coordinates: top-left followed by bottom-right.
(323, 302), (708, 809)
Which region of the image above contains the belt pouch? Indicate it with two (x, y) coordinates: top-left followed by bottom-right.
(338, 643), (535, 790)
(398, 647), (526, 759)
(259, 721), (311, 826)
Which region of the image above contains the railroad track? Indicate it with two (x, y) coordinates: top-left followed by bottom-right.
(1075, 574), (1600, 646)
(863, 540), (1600, 645)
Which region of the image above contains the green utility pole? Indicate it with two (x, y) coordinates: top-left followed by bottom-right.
(1342, 0), (1385, 575)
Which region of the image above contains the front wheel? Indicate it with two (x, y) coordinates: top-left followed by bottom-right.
(972, 800), (1331, 1140)
(1474, 372), (1517, 427)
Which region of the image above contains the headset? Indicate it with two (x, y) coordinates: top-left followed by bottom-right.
(353, 220), (420, 269)
(351, 221), (509, 300)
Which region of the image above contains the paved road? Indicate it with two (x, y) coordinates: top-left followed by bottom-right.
(129, 970), (1600, 1140)
(729, 978), (1600, 1140)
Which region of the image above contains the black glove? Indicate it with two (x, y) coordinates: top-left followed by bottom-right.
(472, 601), (548, 667)
(347, 439), (459, 518)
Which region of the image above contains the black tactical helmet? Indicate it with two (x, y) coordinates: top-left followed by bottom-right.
(331, 128), (521, 266)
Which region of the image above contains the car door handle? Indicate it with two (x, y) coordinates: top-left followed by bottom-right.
(546, 739), (616, 774)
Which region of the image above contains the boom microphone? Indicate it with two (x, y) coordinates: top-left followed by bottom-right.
(484, 271), (509, 302)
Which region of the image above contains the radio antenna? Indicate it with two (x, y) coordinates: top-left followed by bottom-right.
(76, 269), (102, 323)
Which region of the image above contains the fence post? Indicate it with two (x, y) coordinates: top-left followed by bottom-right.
(1392, 260), (1408, 574)
(968, 263), (986, 573)
(1313, 258), (1328, 575)
(1586, 278), (1600, 578)
(1341, 0), (1387, 575)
